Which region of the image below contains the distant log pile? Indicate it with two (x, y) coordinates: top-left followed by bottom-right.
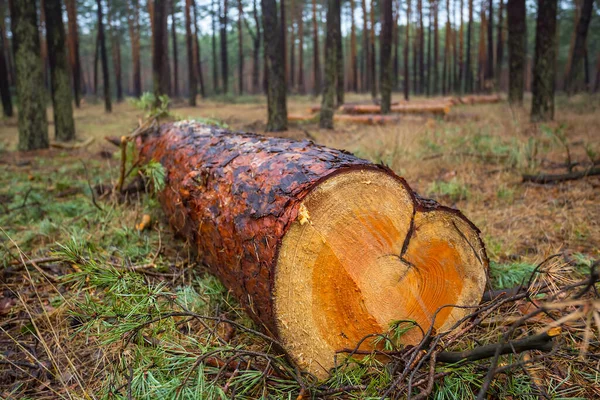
(295, 95), (502, 125)
(137, 121), (489, 378)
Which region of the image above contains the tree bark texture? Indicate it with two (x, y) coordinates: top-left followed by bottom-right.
(212, 0), (219, 93)
(238, 0), (244, 94)
(369, 0), (377, 98)
(404, 0), (411, 100)
(136, 121), (488, 378)
(262, 0), (287, 131)
(297, 4), (304, 93)
(531, 0), (557, 122)
(335, 1), (344, 106)
(465, 0), (473, 92)
(44, 0), (75, 141)
(192, 0), (206, 98)
(564, 0), (594, 94)
(486, 0), (494, 80)
(185, 0), (196, 105)
(380, 0), (393, 113)
(220, 0), (229, 93)
(127, 0), (141, 97)
(65, 0), (81, 107)
(152, 0), (170, 104)
(97, 0), (111, 112)
(312, 0), (321, 95)
(350, 0), (358, 92)
(171, 0), (179, 97)
(10, 0), (49, 150)
(495, 0), (504, 88)
(320, 0), (340, 128)
(434, 0), (439, 94)
(361, 0), (370, 92)
(507, 0), (525, 104)
(107, 0), (123, 102)
(0, 1), (13, 117)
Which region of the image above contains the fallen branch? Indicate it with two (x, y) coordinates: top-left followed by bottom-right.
(522, 167), (600, 184)
(50, 137), (95, 149)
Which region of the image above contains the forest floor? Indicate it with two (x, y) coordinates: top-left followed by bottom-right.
(0, 93), (599, 399)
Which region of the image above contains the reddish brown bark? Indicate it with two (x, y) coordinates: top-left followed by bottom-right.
(127, 0), (141, 97)
(65, 0), (81, 107)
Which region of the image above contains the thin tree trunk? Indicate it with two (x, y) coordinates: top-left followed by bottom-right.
(381, 0), (393, 113)
(457, 0), (464, 93)
(361, 0), (370, 92)
(336, 0), (344, 105)
(1, 0), (15, 88)
(350, 0), (358, 92)
(220, 0), (229, 93)
(478, 9), (487, 92)
(434, 0), (439, 94)
(297, 5), (305, 93)
(211, 0), (221, 93)
(39, 0), (49, 89)
(93, 29), (99, 95)
(413, 9), (418, 94)
(486, 0), (493, 80)
(10, 0), (49, 149)
(563, 0), (581, 90)
(465, 0), (473, 92)
(418, 0), (424, 94)
(426, 3), (432, 95)
(531, 0), (557, 121)
(262, 0), (287, 130)
(251, 0), (261, 93)
(65, 0), (81, 107)
(127, 0), (141, 97)
(450, 0), (456, 92)
(594, 51), (600, 92)
(152, 0), (169, 104)
(312, 0), (321, 95)
(442, 0), (449, 94)
(320, 0), (340, 128)
(185, 0), (196, 105)
(0, 0), (13, 117)
(289, 0), (295, 89)
(192, 0), (205, 98)
(281, 0), (287, 85)
(392, 1), (399, 90)
(370, 0), (377, 98)
(107, 0), (123, 102)
(97, 0), (111, 112)
(564, 0), (594, 94)
(44, 0), (75, 141)
(506, 0), (527, 106)
(238, 0), (244, 94)
(495, 0), (504, 89)
(171, 0), (178, 97)
(404, 0), (411, 99)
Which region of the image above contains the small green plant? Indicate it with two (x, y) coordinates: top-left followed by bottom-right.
(141, 160), (166, 192)
(129, 92), (171, 119)
(187, 116), (229, 129)
(488, 261), (538, 289)
(428, 178), (469, 202)
(496, 185), (515, 203)
(541, 124), (572, 171)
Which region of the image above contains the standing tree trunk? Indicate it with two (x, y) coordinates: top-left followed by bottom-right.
(426, 3), (432, 95)
(65, 0), (81, 107)
(171, 0), (179, 97)
(152, 0), (169, 104)
(465, 0), (473, 92)
(486, 0), (494, 81)
(350, 0), (358, 92)
(442, 0), (449, 94)
(107, 0), (123, 102)
(10, 0), (49, 150)
(212, 0), (219, 93)
(289, 1), (296, 89)
(392, 2), (399, 90)
(262, 0), (287, 131)
(495, 0), (504, 88)
(370, 0), (377, 98)
(97, 0), (111, 112)
(531, 0), (557, 121)
(220, 0), (229, 93)
(312, 0), (321, 96)
(404, 0), (411, 100)
(381, 0), (393, 113)
(434, 0), (439, 94)
(0, 0), (13, 117)
(457, 0), (464, 93)
(361, 0), (370, 92)
(250, 0), (261, 93)
(185, 0), (196, 105)
(127, 0), (141, 97)
(192, 0), (206, 98)
(44, 0), (75, 141)
(336, 0), (344, 105)
(136, 121), (488, 380)
(564, 0), (594, 94)
(93, 29), (99, 95)
(594, 51), (600, 92)
(320, 0), (340, 128)
(418, 0), (424, 94)
(281, 0), (287, 85)
(297, 5), (305, 93)
(238, 0), (244, 94)
(478, 10), (487, 92)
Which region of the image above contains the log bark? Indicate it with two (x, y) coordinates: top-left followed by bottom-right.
(137, 121), (488, 378)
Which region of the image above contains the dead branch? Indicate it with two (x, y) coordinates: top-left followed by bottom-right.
(522, 167), (600, 184)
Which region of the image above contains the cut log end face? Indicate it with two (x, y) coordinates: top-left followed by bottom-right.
(274, 170), (487, 378)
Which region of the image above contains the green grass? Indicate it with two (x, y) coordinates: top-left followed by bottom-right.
(427, 178), (470, 202)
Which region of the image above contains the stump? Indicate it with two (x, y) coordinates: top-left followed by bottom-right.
(137, 121), (488, 378)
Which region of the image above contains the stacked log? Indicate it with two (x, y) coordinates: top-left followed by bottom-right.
(137, 121), (489, 378)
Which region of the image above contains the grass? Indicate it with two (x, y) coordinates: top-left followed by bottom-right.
(1, 93), (599, 398)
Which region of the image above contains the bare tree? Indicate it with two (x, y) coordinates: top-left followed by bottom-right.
(531, 0), (557, 121)
(262, 0), (287, 130)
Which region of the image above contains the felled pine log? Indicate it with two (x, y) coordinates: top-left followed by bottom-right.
(341, 103), (452, 116)
(334, 114), (402, 125)
(458, 94), (503, 104)
(137, 121), (488, 378)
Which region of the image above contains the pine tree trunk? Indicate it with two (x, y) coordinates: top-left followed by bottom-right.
(594, 51), (600, 92)
(465, 0), (473, 92)
(506, 0), (527, 106)
(495, 0), (504, 88)
(478, 10), (487, 92)
(137, 121), (488, 380)
(39, 1), (49, 89)
(404, 0), (411, 99)
(531, 0), (557, 122)
(212, 0), (219, 93)
(171, 0), (178, 97)
(262, 0), (287, 131)
(563, 0), (581, 90)
(320, 0), (340, 128)
(152, 0), (169, 104)
(252, 0), (262, 94)
(192, 0), (205, 98)
(97, 0), (111, 112)
(392, 3), (399, 90)
(312, 0), (321, 96)
(281, 0), (287, 86)
(370, 0), (377, 98)
(44, 0), (75, 141)
(433, 0), (439, 94)
(336, 0), (344, 105)
(93, 29), (99, 95)
(108, 0), (123, 102)
(127, 0), (141, 97)
(0, 0), (13, 117)
(380, 0), (393, 113)
(65, 0), (81, 107)
(457, 0), (464, 93)
(10, 0), (49, 150)
(297, 4), (305, 93)
(238, 0), (244, 94)
(413, 13), (418, 95)
(289, 1), (296, 89)
(442, 0), (449, 95)
(185, 0), (196, 105)
(418, 0), (424, 94)
(220, 0), (229, 93)
(564, 0), (594, 94)
(426, 3), (431, 95)
(486, 0), (494, 81)
(361, 0), (370, 92)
